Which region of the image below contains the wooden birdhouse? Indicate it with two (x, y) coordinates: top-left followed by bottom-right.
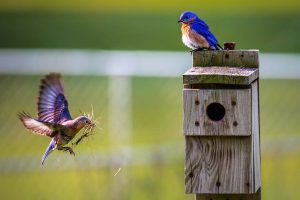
(183, 50), (261, 200)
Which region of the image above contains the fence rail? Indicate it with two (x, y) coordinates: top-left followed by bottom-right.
(0, 49), (300, 78)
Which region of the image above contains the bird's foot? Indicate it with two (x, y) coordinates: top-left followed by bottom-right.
(190, 49), (198, 54)
(68, 148), (75, 156)
(73, 132), (94, 146)
(190, 47), (209, 54)
(58, 146), (75, 156)
(196, 47), (209, 51)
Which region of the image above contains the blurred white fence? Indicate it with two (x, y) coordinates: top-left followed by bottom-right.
(0, 49), (300, 78)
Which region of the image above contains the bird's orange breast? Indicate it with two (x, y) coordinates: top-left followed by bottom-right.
(181, 23), (210, 48)
(181, 23), (191, 37)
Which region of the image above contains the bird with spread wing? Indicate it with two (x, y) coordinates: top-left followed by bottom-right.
(18, 73), (95, 165)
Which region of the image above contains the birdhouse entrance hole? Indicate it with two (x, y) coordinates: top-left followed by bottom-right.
(206, 102), (225, 121)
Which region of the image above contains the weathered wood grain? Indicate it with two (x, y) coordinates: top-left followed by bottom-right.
(183, 89), (251, 136)
(185, 136), (252, 194)
(183, 90), (201, 135)
(185, 137), (219, 194)
(251, 81), (261, 192)
(195, 188), (261, 200)
(193, 50), (259, 68)
(183, 67), (258, 85)
(218, 137), (252, 193)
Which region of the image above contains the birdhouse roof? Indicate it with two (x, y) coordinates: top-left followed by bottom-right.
(183, 66), (258, 85)
(184, 50), (259, 85)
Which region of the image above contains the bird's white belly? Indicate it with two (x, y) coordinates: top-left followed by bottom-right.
(182, 33), (200, 50)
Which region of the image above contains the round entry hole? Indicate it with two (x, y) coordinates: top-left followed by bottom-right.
(206, 103), (226, 121)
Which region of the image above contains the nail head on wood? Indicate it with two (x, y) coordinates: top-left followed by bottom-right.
(233, 121), (238, 126)
(231, 101), (236, 106)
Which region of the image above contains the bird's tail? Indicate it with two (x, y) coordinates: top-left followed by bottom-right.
(216, 43), (223, 50)
(41, 138), (56, 165)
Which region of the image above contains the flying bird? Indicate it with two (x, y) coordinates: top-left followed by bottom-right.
(178, 11), (223, 51)
(18, 73), (95, 165)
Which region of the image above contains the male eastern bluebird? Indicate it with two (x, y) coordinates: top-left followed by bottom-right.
(178, 11), (223, 51)
(18, 73), (95, 165)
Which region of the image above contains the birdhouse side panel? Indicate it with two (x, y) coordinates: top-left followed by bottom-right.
(252, 81), (261, 192)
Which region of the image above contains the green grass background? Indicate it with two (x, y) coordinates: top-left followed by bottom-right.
(0, 12), (300, 52)
(0, 0), (300, 52)
(0, 0), (300, 199)
(0, 0), (299, 13)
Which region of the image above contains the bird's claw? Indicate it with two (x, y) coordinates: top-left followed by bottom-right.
(190, 48), (201, 55)
(58, 147), (75, 156)
(66, 148), (75, 156)
(73, 132), (94, 146)
(70, 150), (75, 156)
(190, 47), (209, 53)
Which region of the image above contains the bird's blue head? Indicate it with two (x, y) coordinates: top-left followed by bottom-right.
(178, 11), (198, 24)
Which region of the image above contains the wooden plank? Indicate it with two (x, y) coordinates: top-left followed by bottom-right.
(183, 90), (201, 136)
(251, 81), (261, 191)
(193, 50), (259, 68)
(183, 67), (258, 85)
(185, 137), (219, 193)
(183, 89), (251, 136)
(218, 137), (252, 193)
(195, 188), (261, 200)
(249, 132), (254, 195)
(185, 137), (252, 194)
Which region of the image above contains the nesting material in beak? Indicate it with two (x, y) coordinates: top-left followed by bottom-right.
(73, 105), (98, 146)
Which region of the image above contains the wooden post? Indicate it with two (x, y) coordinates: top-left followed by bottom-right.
(183, 49), (261, 200)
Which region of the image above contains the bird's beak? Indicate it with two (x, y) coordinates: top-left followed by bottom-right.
(178, 20), (183, 23)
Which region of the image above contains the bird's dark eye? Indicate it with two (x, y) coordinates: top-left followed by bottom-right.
(85, 120), (89, 123)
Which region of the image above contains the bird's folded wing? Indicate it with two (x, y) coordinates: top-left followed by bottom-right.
(38, 73), (72, 124)
(18, 112), (54, 137)
(191, 22), (219, 48)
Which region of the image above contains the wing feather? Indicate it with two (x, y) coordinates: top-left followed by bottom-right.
(38, 73), (72, 123)
(18, 112), (54, 137)
(191, 19), (222, 50)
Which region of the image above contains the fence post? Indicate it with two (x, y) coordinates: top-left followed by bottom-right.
(182, 46), (261, 200)
(108, 75), (132, 200)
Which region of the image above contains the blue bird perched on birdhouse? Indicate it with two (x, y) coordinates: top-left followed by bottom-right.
(18, 73), (96, 165)
(178, 11), (223, 51)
